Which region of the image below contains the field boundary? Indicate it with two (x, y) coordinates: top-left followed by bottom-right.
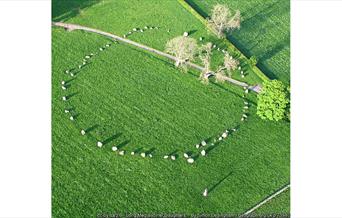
(241, 184), (290, 216)
(177, 0), (270, 82)
(53, 22), (262, 93)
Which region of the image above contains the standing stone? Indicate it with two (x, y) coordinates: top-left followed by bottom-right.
(201, 150), (206, 156)
(187, 158), (194, 164)
(203, 188), (208, 197)
(112, 146), (118, 151)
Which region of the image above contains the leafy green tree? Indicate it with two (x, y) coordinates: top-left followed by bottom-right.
(257, 80), (289, 121)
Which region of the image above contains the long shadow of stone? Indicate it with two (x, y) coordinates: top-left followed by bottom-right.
(66, 92), (78, 99)
(208, 171), (233, 194)
(146, 148), (156, 155)
(85, 124), (99, 133)
(102, 133), (122, 145)
(117, 140), (130, 149)
(133, 147), (144, 154)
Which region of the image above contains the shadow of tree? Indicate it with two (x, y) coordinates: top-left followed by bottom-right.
(52, 0), (101, 22)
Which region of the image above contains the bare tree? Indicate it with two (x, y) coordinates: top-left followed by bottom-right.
(198, 42), (213, 84)
(207, 4), (241, 38)
(223, 53), (239, 73)
(165, 36), (198, 67)
(215, 53), (240, 81)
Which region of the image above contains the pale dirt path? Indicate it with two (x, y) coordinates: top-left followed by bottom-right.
(53, 22), (261, 93)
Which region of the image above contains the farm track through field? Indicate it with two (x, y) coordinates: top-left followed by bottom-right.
(53, 22), (261, 93)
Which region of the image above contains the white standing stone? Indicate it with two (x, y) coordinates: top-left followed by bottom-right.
(81, 130), (86, 135)
(241, 117), (245, 121)
(163, 155), (169, 159)
(148, 154), (153, 158)
(64, 109), (69, 113)
(97, 141), (103, 147)
(201, 141), (206, 146)
(70, 73), (74, 77)
(69, 116), (74, 121)
(241, 75), (245, 78)
(140, 29), (144, 32)
(199, 37), (203, 41)
(133, 28), (137, 31)
(61, 81), (65, 85)
(131, 151), (135, 155)
(183, 32), (188, 37)
(201, 150), (206, 156)
(141, 152), (146, 158)
(184, 153), (189, 158)
(187, 158), (194, 164)
(62, 86), (66, 90)
(222, 132), (228, 138)
(99, 48), (104, 51)
(244, 106), (249, 109)
(62, 96), (67, 101)
(243, 114), (248, 118)
(119, 150), (125, 155)
(241, 71), (244, 74)
(65, 70), (69, 74)
(245, 89), (249, 93)
(144, 26), (148, 29)
(112, 146), (118, 151)
(171, 155), (176, 160)
(123, 35), (126, 38)
(195, 144), (200, 149)
(218, 137), (222, 141)
(238, 66), (241, 70)
(85, 55), (90, 59)
(203, 188), (208, 197)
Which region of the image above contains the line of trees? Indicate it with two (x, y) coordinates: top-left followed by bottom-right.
(165, 4), (290, 122)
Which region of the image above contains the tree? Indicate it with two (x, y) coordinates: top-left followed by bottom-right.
(257, 80), (290, 121)
(198, 43), (213, 84)
(165, 36), (198, 68)
(215, 53), (239, 82)
(207, 4), (241, 38)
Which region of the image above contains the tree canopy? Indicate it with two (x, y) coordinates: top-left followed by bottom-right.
(257, 80), (290, 121)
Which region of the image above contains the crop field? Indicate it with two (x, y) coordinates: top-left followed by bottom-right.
(186, 0), (290, 84)
(52, 0), (290, 217)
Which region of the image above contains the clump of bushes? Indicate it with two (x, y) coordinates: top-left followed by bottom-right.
(257, 80), (290, 121)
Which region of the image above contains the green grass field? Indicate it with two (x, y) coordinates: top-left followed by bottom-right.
(251, 189), (290, 216)
(52, 0), (290, 216)
(186, 0), (290, 84)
